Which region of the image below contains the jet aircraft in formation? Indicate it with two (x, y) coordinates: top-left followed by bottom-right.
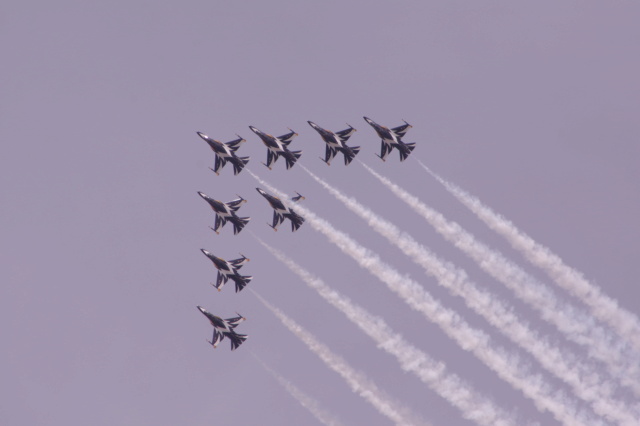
(201, 249), (252, 293)
(194, 116), (416, 352)
(363, 116), (416, 162)
(197, 191), (250, 235)
(256, 187), (305, 232)
(307, 121), (360, 166)
(249, 125), (303, 170)
(197, 306), (248, 351)
(197, 131), (250, 175)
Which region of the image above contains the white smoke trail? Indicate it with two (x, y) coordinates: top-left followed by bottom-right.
(422, 163), (640, 354)
(304, 166), (639, 424)
(362, 163), (640, 396)
(252, 256), (506, 426)
(247, 169), (604, 426)
(251, 291), (430, 426)
(252, 354), (345, 426)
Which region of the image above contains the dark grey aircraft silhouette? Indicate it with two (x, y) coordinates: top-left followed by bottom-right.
(307, 121), (360, 166)
(248, 125), (302, 170)
(197, 306), (247, 350)
(197, 191), (250, 235)
(256, 188), (305, 232)
(363, 117), (415, 162)
(196, 131), (250, 175)
(200, 249), (252, 293)
(291, 192), (305, 202)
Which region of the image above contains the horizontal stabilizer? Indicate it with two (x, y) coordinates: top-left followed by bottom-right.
(233, 275), (252, 293)
(287, 211), (305, 232)
(232, 156), (250, 175)
(343, 146), (360, 165)
(398, 142), (416, 161)
(231, 216), (251, 235)
(284, 150), (302, 170)
(228, 332), (248, 351)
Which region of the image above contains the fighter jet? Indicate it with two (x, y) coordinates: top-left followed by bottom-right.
(197, 306), (248, 351)
(256, 188), (305, 232)
(248, 125), (302, 170)
(291, 191), (305, 202)
(197, 191), (250, 235)
(196, 131), (250, 175)
(200, 249), (252, 293)
(307, 121), (360, 166)
(363, 117), (416, 162)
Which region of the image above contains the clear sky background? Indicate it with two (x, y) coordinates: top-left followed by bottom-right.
(2, 1), (639, 425)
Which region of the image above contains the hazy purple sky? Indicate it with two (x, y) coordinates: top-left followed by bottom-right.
(2, 1), (639, 425)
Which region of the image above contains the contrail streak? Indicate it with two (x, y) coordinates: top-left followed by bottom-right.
(252, 354), (345, 426)
(251, 291), (430, 426)
(422, 163), (640, 354)
(247, 169), (603, 426)
(363, 163), (640, 396)
(304, 166), (639, 424)
(253, 247), (507, 426)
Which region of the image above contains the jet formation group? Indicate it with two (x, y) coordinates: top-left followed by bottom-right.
(195, 117), (417, 350)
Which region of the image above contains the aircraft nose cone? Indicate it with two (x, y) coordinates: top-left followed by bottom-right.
(256, 188), (266, 196)
(197, 191), (207, 199)
(197, 305), (206, 313)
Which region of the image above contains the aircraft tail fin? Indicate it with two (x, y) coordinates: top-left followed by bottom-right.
(232, 156), (250, 175)
(398, 143), (416, 161)
(288, 211), (305, 232)
(227, 332), (248, 351)
(233, 275), (252, 293)
(231, 216), (251, 235)
(284, 151), (302, 169)
(343, 146), (360, 165)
